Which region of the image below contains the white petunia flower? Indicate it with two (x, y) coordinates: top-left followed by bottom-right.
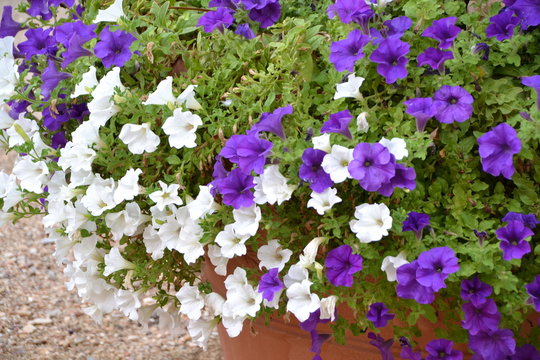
(221, 302), (246, 338)
(224, 267), (248, 291)
(283, 264), (309, 288)
(92, 67), (125, 98)
(158, 207), (204, 264)
(143, 225), (165, 260)
(349, 203), (393, 243)
(115, 289), (141, 321)
(142, 76), (176, 105)
(176, 283), (205, 321)
(379, 137), (408, 160)
(0, 105), (14, 129)
(149, 180), (183, 211)
(226, 284), (262, 318)
(257, 239), (293, 271)
(87, 96), (119, 126)
(12, 157), (49, 194)
(105, 202), (148, 240)
(0, 58), (18, 103)
(114, 168), (143, 204)
(119, 123), (160, 154)
(207, 244), (229, 276)
(381, 252), (409, 282)
(205, 292), (225, 317)
(58, 142), (96, 172)
(103, 247), (135, 276)
(0, 36), (14, 59)
(81, 176), (117, 216)
(215, 224), (251, 259)
(162, 109), (203, 149)
(70, 120), (101, 147)
(94, 0), (125, 23)
(334, 73), (364, 100)
(188, 318), (218, 350)
(298, 237), (325, 268)
(357, 112), (369, 133)
(320, 295), (338, 321)
(232, 204), (261, 237)
(254, 165), (296, 205)
(286, 280), (320, 322)
(6, 113), (38, 147)
(72, 66), (98, 98)
(0, 172), (20, 211)
(312, 133), (331, 153)
(177, 85), (202, 110)
(307, 188), (342, 215)
(186, 185), (219, 220)
(321, 145), (353, 183)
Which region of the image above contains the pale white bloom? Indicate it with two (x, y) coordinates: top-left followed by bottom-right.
(257, 239), (292, 271)
(0, 211), (14, 227)
(320, 295), (338, 321)
(215, 224), (250, 259)
(119, 123), (160, 154)
(188, 318), (218, 350)
(12, 157), (49, 193)
(283, 264), (309, 288)
(286, 280), (320, 322)
(94, 0), (125, 23)
(254, 165), (295, 205)
(334, 73), (364, 100)
(381, 252), (409, 282)
(321, 145), (353, 183)
(58, 142), (96, 172)
(357, 112), (369, 133)
(149, 204), (171, 227)
(298, 237), (325, 268)
(205, 292), (225, 317)
(187, 185), (218, 220)
(149, 181), (183, 211)
(72, 66), (98, 98)
(137, 304), (158, 331)
(207, 244), (229, 276)
(307, 188), (342, 216)
(379, 137), (408, 160)
(115, 289), (141, 321)
(158, 207), (204, 264)
(156, 304), (184, 336)
(232, 204), (261, 237)
(143, 225), (165, 260)
(0, 171), (20, 210)
(92, 67), (125, 98)
(224, 267), (248, 291)
(88, 96), (119, 126)
(226, 284), (262, 318)
(312, 133), (331, 153)
(142, 76), (176, 105)
(0, 58), (18, 103)
(176, 283), (205, 320)
(0, 106), (14, 129)
(103, 247), (135, 276)
(69, 169), (95, 188)
(349, 203), (393, 243)
(114, 168), (142, 204)
(105, 202), (148, 240)
(81, 176), (117, 216)
(71, 120), (102, 147)
(66, 202), (95, 236)
(221, 302), (246, 337)
(162, 109), (203, 149)
(72, 235), (99, 266)
(263, 288), (283, 309)
(6, 114), (38, 147)
(177, 85), (202, 110)
(0, 36), (14, 59)
(82, 305), (104, 324)
(365, 0), (393, 7)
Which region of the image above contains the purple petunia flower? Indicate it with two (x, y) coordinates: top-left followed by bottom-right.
(474, 230), (488, 245)
(217, 168), (255, 209)
(329, 29), (370, 72)
(496, 220), (534, 261)
(220, 134), (272, 175)
(41, 60), (71, 99)
(433, 85), (474, 124)
(417, 47), (454, 73)
(425, 339), (463, 360)
(321, 110), (353, 139)
(249, 104), (293, 139)
(242, 0), (277, 10)
(49, 0), (76, 6)
(325, 244), (363, 287)
(234, 23), (256, 39)
(469, 328), (516, 360)
(0, 6), (24, 38)
(18, 28), (56, 60)
(513, 344), (540, 360)
(460, 276), (492, 306)
(348, 142), (396, 192)
(61, 33), (93, 68)
(54, 20), (97, 47)
(210, 157), (228, 196)
(502, 212), (539, 229)
(486, 10), (520, 41)
(94, 27), (137, 68)
(327, 0), (372, 25)
(416, 246), (459, 292)
(209, 0), (239, 8)
(402, 212), (430, 240)
(403, 97), (439, 132)
(370, 37), (410, 84)
(366, 302), (395, 328)
(43, 103), (70, 131)
(51, 131), (67, 149)
(377, 164), (416, 197)
(508, 0), (540, 30)
(368, 332), (394, 360)
(525, 275), (540, 311)
(422, 17), (461, 49)
(396, 261), (435, 304)
(309, 331), (331, 360)
(477, 123), (521, 179)
(400, 337), (422, 360)
(522, 75), (540, 110)
(299, 310), (332, 360)
(370, 16), (412, 45)
(472, 42), (490, 61)
(461, 299), (501, 335)
(258, 268), (284, 301)
(299, 148), (334, 193)
(248, 2), (281, 28)
(197, 7), (234, 33)
(27, 0), (52, 20)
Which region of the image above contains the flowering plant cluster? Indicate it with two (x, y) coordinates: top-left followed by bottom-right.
(0, 0), (539, 359)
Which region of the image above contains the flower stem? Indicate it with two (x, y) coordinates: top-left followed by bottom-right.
(169, 6), (211, 12)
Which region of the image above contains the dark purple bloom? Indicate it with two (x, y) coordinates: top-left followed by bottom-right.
(462, 299), (501, 335)
(402, 212), (430, 240)
(197, 7), (234, 33)
(422, 17), (461, 49)
(370, 37), (410, 84)
(51, 131), (67, 149)
(219, 134), (272, 175)
(210, 157), (228, 196)
(309, 331), (331, 360)
(377, 164), (416, 197)
(385, 16), (412, 37)
(41, 60), (71, 99)
(54, 21), (96, 47)
(248, 2), (280, 28)
(403, 97), (439, 132)
(0, 6), (24, 38)
(209, 0), (239, 8)
(396, 261), (435, 304)
(477, 123), (521, 179)
(43, 103), (70, 131)
(258, 268), (284, 301)
(366, 302), (395, 328)
(69, 102), (89, 122)
(400, 343), (422, 360)
(368, 332), (394, 360)
(7, 99), (31, 119)
(348, 142), (396, 192)
(416, 246), (459, 291)
(508, 0), (540, 29)
(525, 275), (540, 311)
(503, 212), (539, 229)
(27, 0), (52, 20)
(327, 0), (372, 25)
(249, 104), (293, 139)
(472, 42), (490, 61)
(433, 85), (474, 124)
(522, 75), (540, 110)
(426, 339), (463, 360)
(474, 230), (488, 245)
(61, 33), (93, 68)
(94, 27), (137, 68)
(329, 29), (370, 72)
(460, 276), (492, 306)
(48, 0), (75, 6)
(18, 28), (56, 60)
(234, 23), (256, 39)
(325, 245), (363, 287)
(417, 47), (454, 73)
(513, 344), (540, 360)
(300, 309), (326, 332)
(504, 0), (518, 5)
(242, 0), (277, 10)
(299, 148), (334, 193)
(217, 168), (255, 209)
(469, 329), (516, 360)
(321, 110), (353, 139)
(486, 10), (520, 41)
(497, 220), (534, 260)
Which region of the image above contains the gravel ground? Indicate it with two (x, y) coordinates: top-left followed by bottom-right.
(0, 154), (223, 360)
